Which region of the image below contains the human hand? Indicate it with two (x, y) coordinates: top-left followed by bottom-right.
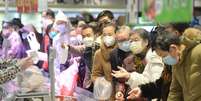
(127, 87), (141, 100)
(18, 57), (33, 70)
(115, 91), (124, 101)
(111, 66), (130, 79)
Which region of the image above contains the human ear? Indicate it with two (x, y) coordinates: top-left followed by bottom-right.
(169, 44), (179, 57)
(143, 39), (149, 47)
(174, 31), (181, 36)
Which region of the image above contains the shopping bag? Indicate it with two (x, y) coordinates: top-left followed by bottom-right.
(27, 32), (40, 51)
(74, 87), (97, 101)
(18, 65), (45, 93)
(55, 57), (80, 96)
(59, 44), (69, 64)
(93, 77), (112, 100)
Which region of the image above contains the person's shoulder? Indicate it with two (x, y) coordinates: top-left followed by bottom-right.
(146, 48), (159, 58)
(193, 43), (201, 51)
(191, 43), (201, 57)
(146, 48), (162, 63)
(53, 34), (60, 41)
(110, 48), (118, 55)
(94, 49), (101, 56)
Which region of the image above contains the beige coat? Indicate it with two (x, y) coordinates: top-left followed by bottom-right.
(91, 42), (116, 101)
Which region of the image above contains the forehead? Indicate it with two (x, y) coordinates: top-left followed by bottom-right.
(2, 23), (12, 29)
(82, 28), (93, 35)
(83, 27), (93, 32)
(165, 26), (175, 32)
(116, 31), (129, 38)
(130, 33), (141, 39)
(99, 16), (110, 22)
(56, 20), (66, 25)
(42, 11), (46, 17)
(103, 26), (115, 31)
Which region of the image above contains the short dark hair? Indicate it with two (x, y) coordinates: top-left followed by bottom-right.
(97, 10), (114, 21)
(69, 17), (79, 27)
(82, 24), (94, 31)
(12, 18), (24, 29)
(46, 9), (55, 19)
(131, 28), (150, 47)
(167, 22), (190, 34)
(131, 28), (149, 41)
(81, 12), (94, 24)
(151, 28), (180, 51)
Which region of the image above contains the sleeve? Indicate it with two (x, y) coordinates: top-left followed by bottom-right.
(9, 34), (22, 53)
(126, 54), (164, 89)
(0, 59), (21, 84)
(91, 50), (103, 82)
(139, 78), (163, 99)
(167, 68), (183, 101)
(109, 50), (118, 71)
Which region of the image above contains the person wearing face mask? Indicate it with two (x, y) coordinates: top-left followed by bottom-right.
(42, 9), (55, 36)
(127, 28), (201, 101)
(58, 24), (94, 89)
(94, 10), (114, 50)
(51, 10), (73, 76)
(109, 26), (132, 101)
(111, 28), (164, 93)
(1, 20), (25, 59)
(91, 23), (117, 101)
(72, 25), (95, 89)
(81, 25), (95, 71)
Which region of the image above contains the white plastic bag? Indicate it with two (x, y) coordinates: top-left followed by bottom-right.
(26, 50), (48, 64)
(27, 32), (40, 51)
(55, 57), (80, 96)
(59, 44), (69, 64)
(74, 87), (97, 101)
(26, 50), (39, 64)
(93, 77), (112, 100)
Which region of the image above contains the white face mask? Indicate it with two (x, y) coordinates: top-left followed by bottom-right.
(83, 37), (94, 47)
(118, 40), (130, 52)
(130, 41), (144, 54)
(103, 35), (115, 47)
(69, 35), (83, 45)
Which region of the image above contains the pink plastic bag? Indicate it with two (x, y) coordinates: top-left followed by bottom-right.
(55, 57), (80, 96)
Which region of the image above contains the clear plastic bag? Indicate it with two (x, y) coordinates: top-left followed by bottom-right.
(93, 77), (112, 100)
(74, 87), (97, 101)
(18, 65), (45, 93)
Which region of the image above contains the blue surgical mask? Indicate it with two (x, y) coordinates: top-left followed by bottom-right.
(49, 31), (57, 39)
(162, 55), (177, 65)
(118, 40), (130, 52)
(56, 24), (66, 34)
